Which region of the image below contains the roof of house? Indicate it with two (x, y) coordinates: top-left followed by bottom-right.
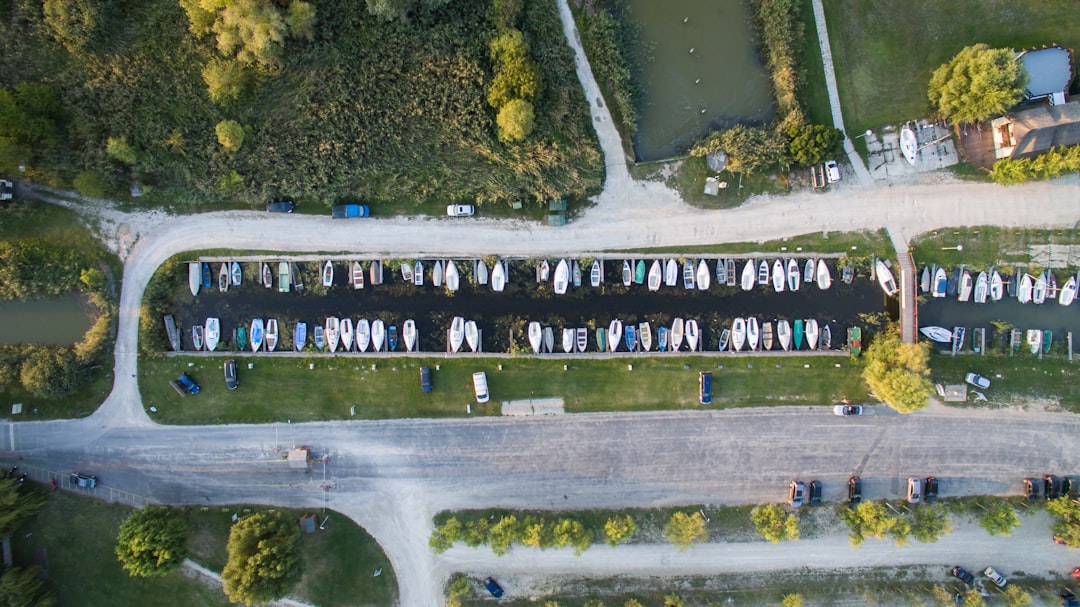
(1007, 101), (1080, 158)
(1017, 46), (1073, 99)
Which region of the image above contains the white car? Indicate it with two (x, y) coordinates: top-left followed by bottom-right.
(824, 160), (841, 183)
(833, 404), (863, 416)
(446, 204), (475, 217)
(983, 567), (1007, 587)
(906, 477), (922, 503)
(965, 373), (990, 389)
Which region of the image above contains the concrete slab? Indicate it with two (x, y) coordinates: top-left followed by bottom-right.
(501, 398), (566, 416)
(866, 121), (959, 181)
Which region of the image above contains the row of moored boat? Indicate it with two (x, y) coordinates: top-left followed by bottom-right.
(919, 265), (1079, 305)
(170, 316), (421, 354)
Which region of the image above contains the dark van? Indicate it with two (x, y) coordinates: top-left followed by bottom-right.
(699, 371), (712, 405)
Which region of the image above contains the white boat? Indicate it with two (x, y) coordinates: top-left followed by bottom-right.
(476, 261), (488, 285)
(696, 259), (710, 290)
(351, 261), (364, 290)
(804, 259), (815, 284)
(820, 324), (831, 349)
(900, 122), (918, 166)
(622, 260), (632, 286)
(731, 318), (746, 352)
(671, 318), (685, 351)
(787, 258), (800, 291)
(401, 262), (413, 283)
(265, 319), (279, 352)
(1026, 329), (1042, 354)
(204, 318), (220, 352)
(1017, 273), (1033, 303)
(757, 260), (769, 286)
(294, 322), (306, 351)
(989, 270), (1004, 301)
(816, 259), (832, 290)
(648, 260), (662, 291)
(231, 261), (242, 286)
(432, 260), (444, 288)
(973, 271), (988, 303)
(876, 259), (898, 297)
(251, 318), (265, 353)
(805, 319), (819, 351)
(218, 263), (229, 293)
(772, 259), (785, 292)
(339, 318), (353, 352)
(957, 269), (972, 302)
(191, 324), (204, 351)
(442, 317), (461, 353)
(188, 262), (201, 296)
(442, 259), (458, 292)
(313, 325), (325, 350)
(762, 320), (773, 351)
(553, 259), (569, 294)
(562, 328), (574, 353)
(371, 319), (386, 352)
(278, 261), (290, 293)
(932, 266), (947, 298)
(325, 317), (339, 353)
(491, 260), (506, 292)
(919, 326), (953, 343)
(717, 328), (729, 351)
(639, 322), (652, 351)
(539, 260), (550, 281)
(685, 320), (699, 352)
(258, 262), (270, 289)
(777, 320), (791, 351)
(746, 317), (759, 351)
(683, 261), (695, 289)
(528, 321), (542, 354)
(664, 259), (678, 287)
(741, 259), (755, 291)
(1058, 274), (1075, 304)
(370, 260), (382, 285)
(414, 260), (424, 286)
(356, 319), (371, 352)
(322, 260), (334, 287)
(577, 328), (588, 352)
(920, 265), (931, 293)
(465, 320), (479, 352)
(543, 326), (554, 354)
(591, 260), (602, 287)
(1033, 272), (1048, 304)
(402, 319), (416, 352)
(607, 320), (622, 352)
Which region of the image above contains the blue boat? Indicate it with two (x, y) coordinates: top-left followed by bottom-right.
(388, 325), (398, 351)
(595, 328), (607, 352)
(236, 327), (248, 351)
(657, 326), (668, 352)
(624, 324), (638, 352)
(201, 263), (212, 289)
(793, 319), (804, 350)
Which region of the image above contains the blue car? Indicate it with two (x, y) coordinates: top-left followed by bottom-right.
(483, 577), (504, 598)
(699, 371), (712, 405)
(177, 372), (201, 395)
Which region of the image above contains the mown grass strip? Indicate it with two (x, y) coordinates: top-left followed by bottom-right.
(911, 226), (1080, 271)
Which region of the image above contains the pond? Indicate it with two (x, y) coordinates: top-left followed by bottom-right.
(628, 0), (774, 161)
(165, 258), (886, 355)
(0, 295), (95, 346)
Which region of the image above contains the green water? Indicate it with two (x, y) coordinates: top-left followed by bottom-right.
(0, 295), (94, 345)
(629, 0), (774, 161)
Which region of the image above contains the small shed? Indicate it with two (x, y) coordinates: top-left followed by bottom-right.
(288, 447), (310, 469)
(938, 383), (967, 403)
(299, 514), (317, 534)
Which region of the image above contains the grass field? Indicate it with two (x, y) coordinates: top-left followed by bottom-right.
(798, 0), (833, 126)
(621, 229), (891, 259)
(823, 0), (1080, 134)
(140, 354), (870, 424)
(910, 226), (1080, 270)
(931, 352), (1080, 413)
(10, 489), (396, 607)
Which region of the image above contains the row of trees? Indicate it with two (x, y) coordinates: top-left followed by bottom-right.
(862, 323), (933, 414)
(0, 476), (53, 606)
(991, 144), (1080, 185)
(429, 514), (605, 556)
(486, 9), (542, 143)
(839, 501), (952, 547)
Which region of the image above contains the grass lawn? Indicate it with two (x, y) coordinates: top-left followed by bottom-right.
(823, 0), (1080, 134)
(910, 226), (1080, 270)
(140, 354), (870, 424)
(930, 352), (1080, 413)
(620, 229), (891, 259)
(646, 156), (793, 209)
(798, 0), (833, 126)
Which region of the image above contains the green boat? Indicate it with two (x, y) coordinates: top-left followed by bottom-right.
(236, 327), (248, 351)
(634, 260), (646, 284)
(1043, 330), (1053, 354)
(793, 319), (804, 350)
(595, 328), (607, 352)
(847, 326), (862, 357)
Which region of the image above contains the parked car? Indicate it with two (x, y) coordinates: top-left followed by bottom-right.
(331, 203), (370, 219)
(833, 404), (863, 416)
(824, 160), (841, 183)
(266, 200), (295, 213)
(848, 476), (862, 506)
(924, 477), (939, 502)
(446, 204), (475, 217)
(965, 373), (991, 389)
(789, 480), (805, 508)
(698, 371), (712, 405)
(1046, 475), (1063, 499)
(0, 179), (13, 201)
(1063, 476), (1074, 497)
(983, 567), (1007, 587)
(472, 372), (489, 404)
(1062, 593), (1079, 607)
(809, 480), (822, 506)
(950, 566), (975, 585)
(176, 372), (201, 395)
(483, 577), (504, 598)
(71, 472), (97, 488)
(906, 477), (922, 503)
(420, 366), (432, 393)
(223, 359), (238, 390)
(1024, 478), (1040, 499)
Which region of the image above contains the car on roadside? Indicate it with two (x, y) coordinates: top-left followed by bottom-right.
(789, 480), (805, 508)
(483, 577), (504, 598)
(266, 200), (295, 213)
(699, 371), (712, 405)
(1063, 477), (1074, 497)
(848, 476), (862, 506)
(446, 204), (475, 217)
(176, 372), (201, 395)
(824, 160), (841, 183)
(71, 472), (97, 488)
(0, 179), (13, 201)
(833, 404), (863, 416)
(964, 373), (991, 389)
(420, 366), (432, 393)
(472, 371), (489, 404)
(951, 566), (975, 585)
(924, 477), (939, 502)
(331, 203), (370, 219)
(223, 359), (238, 390)
(983, 567), (1007, 587)
(907, 477), (922, 503)
(1046, 475), (1063, 499)
(1062, 593), (1079, 607)
(809, 480), (822, 506)
(1024, 478), (1040, 499)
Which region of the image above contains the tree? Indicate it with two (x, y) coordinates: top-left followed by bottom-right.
(520, 516), (546, 548)
(19, 347), (87, 399)
(839, 501), (904, 547)
(285, 1), (316, 41)
(106, 137), (137, 165)
(1047, 496), (1080, 548)
(463, 518), (489, 547)
(910, 504), (952, 543)
(750, 504), (799, 543)
(0, 566), (55, 607)
(429, 517), (462, 553)
(782, 594), (804, 607)
(487, 514), (520, 556)
(979, 501), (1020, 536)
(862, 323), (933, 413)
(180, 0), (217, 37)
(487, 29), (542, 110)
(42, 0), (104, 53)
(664, 511), (706, 550)
(623, 600), (644, 607)
(928, 44), (1027, 125)
(496, 99), (535, 143)
(115, 506), (188, 577)
(0, 83), (60, 144)
(214, 0), (287, 66)
(216, 120), (246, 152)
(364, 0), (451, 22)
(0, 478), (46, 537)
(221, 511), (302, 606)
(960, 590), (985, 607)
(603, 515), (637, 546)
(202, 59), (252, 105)
(663, 594), (684, 607)
(1002, 586), (1032, 607)
(491, 0), (523, 30)
(786, 124), (844, 166)
(550, 518), (590, 555)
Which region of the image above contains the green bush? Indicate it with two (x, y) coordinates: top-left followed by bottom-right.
(286, 1), (316, 41)
(216, 120), (246, 151)
(19, 346), (88, 399)
(991, 144), (1080, 184)
(106, 136), (138, 165)
(202, 59), (252, 105)
(496, 99), (534, 142)
(577, 5), (639, 134)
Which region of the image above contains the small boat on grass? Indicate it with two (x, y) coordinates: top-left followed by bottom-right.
(372, 319), (386, 352)
(202, 263), (212, 290)
(278, 261), (290, 293)
(414, 260), (424, 286)
(339, 318), (353, 352)
(876, 259), (898, 297)
(920, 326), (953, 343)
(251, 318), (265, 353)
(312, 326), (324, 351)
(683, 260), (695, 289)
(932, 266), (947, 298)
(356, 319), (371, 353)
(192, 324), (204, 351)
(648, 260), (662, 292)
(793, 319), (804, 351)
(1060, 275), (1078, 306)
(189, 263), (201, 296)
(322, 261), (334, 287)
(1026, 329), (1042, 355)
(401, 262), (413, 283)
(577, 327), (588, 352)
(572, 260), (582, 287)
(591, 260), (602, 287)
(787, 258), (800, 291)
(236, 327), (247, 351)
(596, 328), (607, 353)
(634, 260), (646, 285)
(686, 319), (700, 352)
(403, 319), (417, 352)
(491, 261), (505, 292)
(163, 315), (181, 352)
(718, 327), (730, 352)
(433, 260), (444, 288)
(665, 259), (679, 287)
(465, 321), (479, 352)
(205, 318), (220, 352)
(805, 319), (819, 351)
(265, 319), (279, 352)
(973, 271), (988, 303)
(562, 328), (574, 353)
(476, 261), (488, 285)
(351, 261), (365, 290)
(554, 259), (569, 295)
(658, 326), (669, 352)
(696, 260), (710, 290)
(762, 321), (774, 351)
(847, 326), (862, 357)
(639, 322), (652, 351)
(820, 324), (832, 350)
(772, 259), (785, 292)
(294, 322), (307, 352)
(445, 260), (460, 292)
(777, 320), (791, 351)
(388, 325), (398, 351)
(725, 258), (736, 287)
(528, 321), (542, 354)
(757, 260), (769, 286)
(741, 259), (755, 291)
(543, 326), (554, 353)
(231, 261), (242, 286)
(731, 318), (746, 352)
(219, 263), (229, 293)
(746, 317), (759, 351)
(816, 259), (832, 290)
(607, 319), (623, 352)
(951, 326), (966, 354)
(671, 318), (684, 351)
(261, 262), (272, 289)
(325, 317), (339, 353)
(624, 324), (637, 352)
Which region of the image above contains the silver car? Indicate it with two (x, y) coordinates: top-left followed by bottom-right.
(446, 204), (475, 217)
